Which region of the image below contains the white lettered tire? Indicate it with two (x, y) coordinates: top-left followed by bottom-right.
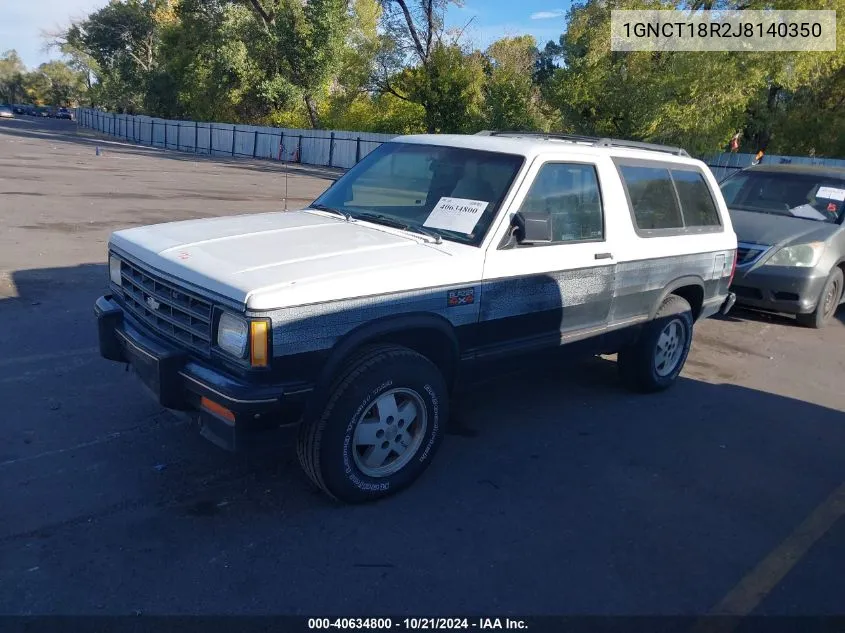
(297, 345), (448, 503)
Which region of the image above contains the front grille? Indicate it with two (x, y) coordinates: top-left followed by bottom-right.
(118, 258), (213, 356)
(736, 242), (770, 267)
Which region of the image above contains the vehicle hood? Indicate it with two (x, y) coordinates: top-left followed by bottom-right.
(110, 210), (482, 310)
(729, 208), (839, 247)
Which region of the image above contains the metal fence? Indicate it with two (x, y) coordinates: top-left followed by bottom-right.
(703, 151), (845, 181)
(77, 108), (845, 179)
(75, 108), (397, 169)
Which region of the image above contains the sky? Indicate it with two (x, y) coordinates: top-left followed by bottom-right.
(0, 0), (571, 69)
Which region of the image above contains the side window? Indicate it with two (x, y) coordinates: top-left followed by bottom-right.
(671, 169), (721, 226)
(619, 165), (683, 230)
(518, 163), (604, 244)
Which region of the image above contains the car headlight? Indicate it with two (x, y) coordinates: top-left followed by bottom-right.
(109, 255), (123, 286)
(217, 312), (249, 358)
(764, 242), (826, 268)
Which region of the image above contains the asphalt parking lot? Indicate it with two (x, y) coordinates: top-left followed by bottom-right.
(1, 117), (844, 618)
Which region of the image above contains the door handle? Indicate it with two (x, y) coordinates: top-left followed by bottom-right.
(594, 252), (613, 260)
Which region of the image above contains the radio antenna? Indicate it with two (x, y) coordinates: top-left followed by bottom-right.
(277, 136), (289, 211)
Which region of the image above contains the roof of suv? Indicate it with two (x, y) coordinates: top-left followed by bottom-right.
(393, 132), (703, 165)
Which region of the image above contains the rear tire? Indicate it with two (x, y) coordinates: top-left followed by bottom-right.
(796, 268), (843, 329)
(297, 345), (448, 503)
(618, 295), (694, 393)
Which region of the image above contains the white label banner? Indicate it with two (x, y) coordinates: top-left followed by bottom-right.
(816, 186), (845, 202)
(423, 197), (489, 234)
(610, 10), (837, 52)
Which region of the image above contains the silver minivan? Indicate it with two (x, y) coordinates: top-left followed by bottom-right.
(722, 164), (845, 328)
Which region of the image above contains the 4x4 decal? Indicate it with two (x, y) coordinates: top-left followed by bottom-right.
(447, 288), (475, 307)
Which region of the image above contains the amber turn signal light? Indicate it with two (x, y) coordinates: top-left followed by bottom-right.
(200, 397), (235, 424)
(250, 320), (269, 367)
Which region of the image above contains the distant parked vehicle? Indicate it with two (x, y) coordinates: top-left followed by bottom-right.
(0, 105), (14, 119)
(12, 104), (26, 115)
(723, 164), (845, 328)
(56, 107), (74, 120)
(36, 106), (50, 118)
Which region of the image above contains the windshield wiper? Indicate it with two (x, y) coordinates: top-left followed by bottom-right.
(311, 203), (351, 221)
(356, 212), (442, 244)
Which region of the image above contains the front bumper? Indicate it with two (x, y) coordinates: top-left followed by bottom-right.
(731, 265), (828, 315)
(95, 295), (309, 451)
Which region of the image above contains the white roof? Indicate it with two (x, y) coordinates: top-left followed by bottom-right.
(394, 133), (702, 166)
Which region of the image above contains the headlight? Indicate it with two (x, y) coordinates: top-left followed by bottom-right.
(217, 312), (248, 358)
(109, 255), (122, 286)
(764, 242), (826, 268)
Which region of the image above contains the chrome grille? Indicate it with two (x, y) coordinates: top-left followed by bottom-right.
(118, 258), (213, 355)
(736, 242), (770, 267)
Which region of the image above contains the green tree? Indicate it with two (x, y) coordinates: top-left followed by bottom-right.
(550, 0), (845, 155)
(22, 72), (52, 104)
(238, 0), (354, 128)
(36, 61), (88, 106)
(324, 0), (383, 120)
(62, 0), (174, 112)
(375, 1), (488, 133)
(484, 35), (548, 131)
(43, 25), (99, 98)
(0, 50), (27, 104)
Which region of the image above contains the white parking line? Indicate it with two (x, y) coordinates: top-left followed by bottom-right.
(0, 347), (99, 369)
(0, 356), (96, 385)
(0, 432), (124, 468)
(0, 414), (190, 469)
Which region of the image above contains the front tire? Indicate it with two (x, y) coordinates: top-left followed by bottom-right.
(796, 267), (843, 329)
(297, 345), (448, 503)
(618, 295), (694, 393)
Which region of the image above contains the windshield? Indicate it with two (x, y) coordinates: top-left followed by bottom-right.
(720, 170), (845, 224)
(311, 142), (524, 246)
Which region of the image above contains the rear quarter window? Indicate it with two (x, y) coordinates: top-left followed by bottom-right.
(618, 165), (684, 230)
(616, 160), (723, 235)
(671, 169), (721, 227)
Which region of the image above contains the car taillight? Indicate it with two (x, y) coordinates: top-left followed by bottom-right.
(728, 249), (737, 286)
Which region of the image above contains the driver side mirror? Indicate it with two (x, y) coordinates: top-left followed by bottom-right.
(512, 211), (553, 245)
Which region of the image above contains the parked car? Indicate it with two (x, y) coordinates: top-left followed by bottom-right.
(56, 107), (74, 120)
(12, 104), (26, 115)
(35, 106), (50, 117)
(0, 105), (14, 119)
(95, 132), (737, 502)
(722, 164), (845, 328)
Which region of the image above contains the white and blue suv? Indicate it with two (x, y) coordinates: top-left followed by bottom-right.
(96, 132), (738, 502)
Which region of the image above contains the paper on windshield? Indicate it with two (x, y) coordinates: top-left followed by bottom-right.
(816, 186), (845, 202)
(790, 204), (828, 221)
(423, 197), (489, 234)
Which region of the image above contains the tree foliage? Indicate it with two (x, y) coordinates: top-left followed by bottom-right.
(1, 50), (86, 106)
(28, 0), (845, 157)
(550, 0), (845, 155)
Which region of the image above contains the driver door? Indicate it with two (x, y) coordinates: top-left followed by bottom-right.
(476, 154), (618, 352)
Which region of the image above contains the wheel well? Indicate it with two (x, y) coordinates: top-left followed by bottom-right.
(670, 284), (704, 320)
(367, 327), (458, 387)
